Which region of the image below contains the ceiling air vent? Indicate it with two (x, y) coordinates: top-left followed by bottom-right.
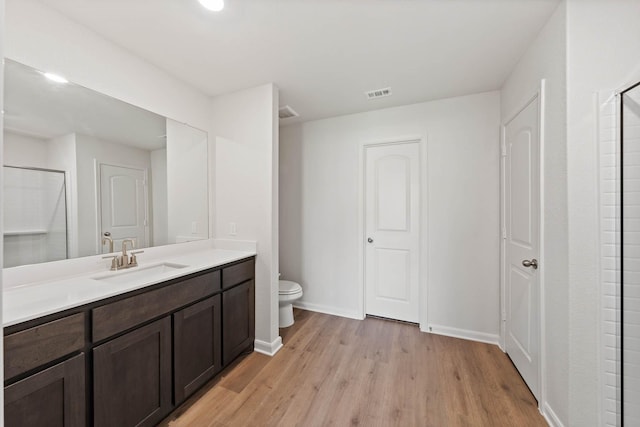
(279, 105), (299, 120)
(365, 87), (392, 100)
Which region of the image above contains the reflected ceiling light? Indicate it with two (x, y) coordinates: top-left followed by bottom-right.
(199, 0), (224, 12)
(44, 72), (68, 84)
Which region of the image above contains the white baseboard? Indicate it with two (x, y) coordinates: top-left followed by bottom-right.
(293, 301), (364, 320)
(541, 402), (565, 427)
(427, 324), (500, 346)
(254, 336), (283, 357)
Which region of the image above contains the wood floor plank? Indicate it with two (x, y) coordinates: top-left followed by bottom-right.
(160, 310), (547, 427)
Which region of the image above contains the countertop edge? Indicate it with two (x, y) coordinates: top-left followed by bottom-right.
(3, 249), (256, 328)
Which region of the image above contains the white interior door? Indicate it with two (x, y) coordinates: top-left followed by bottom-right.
(99, 164), (148, 253)
(365, 142), (420, 323)
(504, 95), (540, 401)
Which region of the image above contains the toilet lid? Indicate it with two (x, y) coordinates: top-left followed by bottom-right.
(279, 280), (302, 295)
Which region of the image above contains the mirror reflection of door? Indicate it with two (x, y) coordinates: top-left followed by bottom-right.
(99, 163), (148, 253)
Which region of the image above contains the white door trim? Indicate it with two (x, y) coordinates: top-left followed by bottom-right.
(358, 136), (428, 330)
(94, 160), (150, 254)
(500, 79), (546, 410)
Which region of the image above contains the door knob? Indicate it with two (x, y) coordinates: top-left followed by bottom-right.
(367, 237), (374, 243)
(522, 259), (538, 269)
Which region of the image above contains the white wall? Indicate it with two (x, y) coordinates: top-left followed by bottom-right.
(166, 119), (209, 243)
(500, 3), (568, 425)
(48, 133), (78, 257)
(151, 149), (168, 246)
(75, 134), (152, 257)
(3, 131), (48, 168)
(212, 84), (281, 353)
(566, 1), (640, 426)
(280, 91), (501, 340)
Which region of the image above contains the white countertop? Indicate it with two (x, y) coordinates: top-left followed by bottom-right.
(3, 247), (256, 327)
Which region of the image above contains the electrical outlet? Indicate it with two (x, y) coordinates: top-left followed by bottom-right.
(230, 222), (237, 236)
(191, 221), (197, 234)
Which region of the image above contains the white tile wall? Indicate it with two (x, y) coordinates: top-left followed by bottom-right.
(599, 91), (621, 427)
(622, 86), (640, 426)
(3, 167), (67, 267)
(602, 85), (640, 427)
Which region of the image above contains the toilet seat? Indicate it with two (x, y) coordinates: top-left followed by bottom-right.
(279, 280), (302, 295)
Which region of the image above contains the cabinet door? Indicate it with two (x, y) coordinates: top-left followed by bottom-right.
(222, 280), (255, 365)
(174, 295), (222, 403)
(93, 317), (171, 427)
(5, 353), (85, 427)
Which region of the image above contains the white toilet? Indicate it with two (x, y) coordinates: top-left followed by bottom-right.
(278, 280), (303, 328)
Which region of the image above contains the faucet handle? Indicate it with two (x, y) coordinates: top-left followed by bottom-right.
(102, 255), (118, 271)
(129, 250), (144, 266)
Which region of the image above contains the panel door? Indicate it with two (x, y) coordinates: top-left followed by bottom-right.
(174, 295), (222, 403)
(365, 142), (420, 322)
(93, 317), (172, 427)
(5, 353), (85, 427)
(504, 95), (540, 400)
(99, 163), (148, 252)
(222, 280), (255, 365)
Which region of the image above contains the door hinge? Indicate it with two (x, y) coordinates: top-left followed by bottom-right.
(501, 143), (507, 157)
(502, 228), (507, 239)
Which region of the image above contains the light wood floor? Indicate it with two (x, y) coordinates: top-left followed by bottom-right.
(160, 309), (547, 427)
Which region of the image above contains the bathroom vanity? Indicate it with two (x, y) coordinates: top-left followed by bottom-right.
(3, 251), (255, 427)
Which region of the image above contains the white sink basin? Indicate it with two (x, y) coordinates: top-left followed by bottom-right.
(92, 262), (188, 285)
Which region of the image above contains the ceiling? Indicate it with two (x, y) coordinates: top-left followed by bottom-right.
(4, 59), (167, 150)
(36, 0), (560, 125)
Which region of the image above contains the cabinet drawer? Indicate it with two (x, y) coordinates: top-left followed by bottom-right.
(222, 259), (254, 289)
(4, 313), (85, 380)
(93, 270), (220, 342)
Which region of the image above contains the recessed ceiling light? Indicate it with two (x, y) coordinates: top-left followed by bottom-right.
(199, 0), (224, 12)
(44, 72), (68, 84)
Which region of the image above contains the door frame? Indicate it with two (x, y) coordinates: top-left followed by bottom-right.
(94, 160), (150, 253)
(358, 136), (428, 330)
(500, 79), (546, 408)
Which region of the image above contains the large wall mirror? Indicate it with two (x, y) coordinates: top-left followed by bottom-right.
(3, 59), (209, 268)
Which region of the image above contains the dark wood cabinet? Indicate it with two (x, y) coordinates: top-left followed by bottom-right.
(174, 295), (222, 402)
(93, 317), (172, 427)
(223, 279), (255, 365)
(5, 353), (85, 427)
(4, 256), (255, 427)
